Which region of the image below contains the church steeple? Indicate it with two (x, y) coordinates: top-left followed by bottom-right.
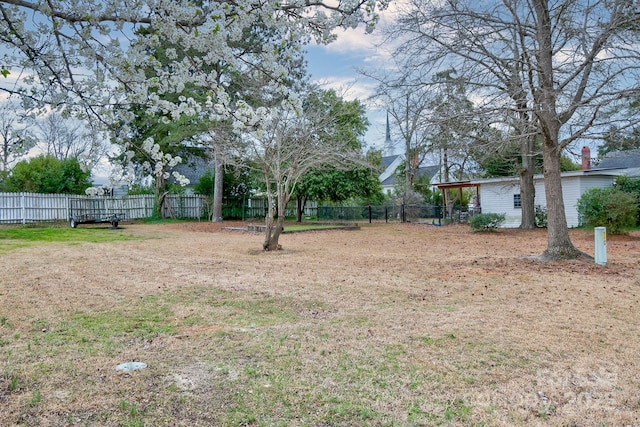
(383, 112), (395, 156)
(385, 112), (391, 144)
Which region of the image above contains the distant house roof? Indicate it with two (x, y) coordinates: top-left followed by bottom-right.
(382, 164), (440, 187)
(466, 168), (624, 187)
(596, 149), (640, 170)
(381, 154), (401, 170)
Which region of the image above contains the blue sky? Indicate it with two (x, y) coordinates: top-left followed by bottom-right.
(306, 44), (390, 152)
(303, 9), (399, 155)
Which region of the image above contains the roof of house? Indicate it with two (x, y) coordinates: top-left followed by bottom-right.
(465, 167), (625, 187)
(381, 154), (401, 170)
(596, 149), (640, 170)
(381, 164), (440, 186)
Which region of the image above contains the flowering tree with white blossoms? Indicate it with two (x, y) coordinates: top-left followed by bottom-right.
(0, 0), (388, 131)
(116, 136), (190, 217)
(0, 0), (388, 229)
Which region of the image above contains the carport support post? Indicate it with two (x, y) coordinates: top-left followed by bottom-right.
(594, 227), (607, 266)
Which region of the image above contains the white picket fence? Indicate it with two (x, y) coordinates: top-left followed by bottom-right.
(0, 192), (207, 224)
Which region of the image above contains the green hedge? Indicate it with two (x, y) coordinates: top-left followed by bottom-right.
(576, 187), (638, 234)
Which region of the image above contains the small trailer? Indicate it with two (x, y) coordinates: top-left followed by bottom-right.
(69, 197), (126, 228)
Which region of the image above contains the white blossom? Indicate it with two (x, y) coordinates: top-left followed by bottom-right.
(0, 0), (389, 191)
(85, 186), (109, 196)
(172, 171), (190, 186)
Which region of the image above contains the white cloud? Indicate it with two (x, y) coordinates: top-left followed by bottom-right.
(313, 0), (403, 53)
(304, 1), (410, 150)
(314, 75), (377, 101)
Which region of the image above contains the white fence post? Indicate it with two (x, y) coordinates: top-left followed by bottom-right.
(21, 193), (26, 224)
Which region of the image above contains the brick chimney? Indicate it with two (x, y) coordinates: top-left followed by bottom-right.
(581, 146), (591, 170)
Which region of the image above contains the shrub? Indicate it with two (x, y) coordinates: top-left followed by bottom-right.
(614, 176), (640, 225)
(614, 175), (640, 195)
(4, 155), (91, 194)
(535, 205), (547, 228)
(576, 187), (638, 234)
(468, 213), (506, 232)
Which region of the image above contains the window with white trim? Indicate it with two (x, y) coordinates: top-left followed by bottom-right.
(513, 194), (522, 209)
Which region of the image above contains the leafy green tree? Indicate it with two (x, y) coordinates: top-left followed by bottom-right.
(413, 172), (438, 205)
(559, 156), (581, 172)
(292, 91), (377, 222)
(294, 166), (383, 221)
(4, 155), (91, 194)
(577, 187), (638, 234)
(479, 138), (580, 177)
(614, 175), (640, 195)
(392, 159), (436, 204)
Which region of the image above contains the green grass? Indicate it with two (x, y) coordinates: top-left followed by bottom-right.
(0, 225), (139, 252)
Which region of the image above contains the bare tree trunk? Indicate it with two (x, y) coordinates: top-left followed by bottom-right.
(212, 150), (224, 222)
(519, 134), (536, 229)
(511, 86), (537, 229)
(442, 148), (450, 182)
(263, 183), (288, 251)
(519, 168), (536, 228)
(263, 214), (284, 251)
(155, 175), (167, 218)
(296, 195), (306, 223)
(540, 144), (582, 259)
(534, 0), (581, 260)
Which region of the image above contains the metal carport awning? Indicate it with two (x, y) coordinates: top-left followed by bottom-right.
(433, 181), (481, 222)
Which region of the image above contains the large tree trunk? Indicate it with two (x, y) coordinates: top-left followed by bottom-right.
(212, 150), (224, 222)
(540, 143), (582, 259)
(519, 168), (536, 228)
(534, 0), (582, 260)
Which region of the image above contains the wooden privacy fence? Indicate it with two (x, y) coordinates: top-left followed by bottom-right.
(0, 192), (207, 224)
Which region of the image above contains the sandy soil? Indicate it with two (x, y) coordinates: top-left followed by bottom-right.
(1, 221), (639, 426)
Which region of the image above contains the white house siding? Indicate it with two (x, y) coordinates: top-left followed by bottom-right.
(560, 175), (615, 227)
(476, 172), (619, 228)
(477, 179), (522, 227)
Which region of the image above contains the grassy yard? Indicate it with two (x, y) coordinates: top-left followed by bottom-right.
(0, 221), (639, 426)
